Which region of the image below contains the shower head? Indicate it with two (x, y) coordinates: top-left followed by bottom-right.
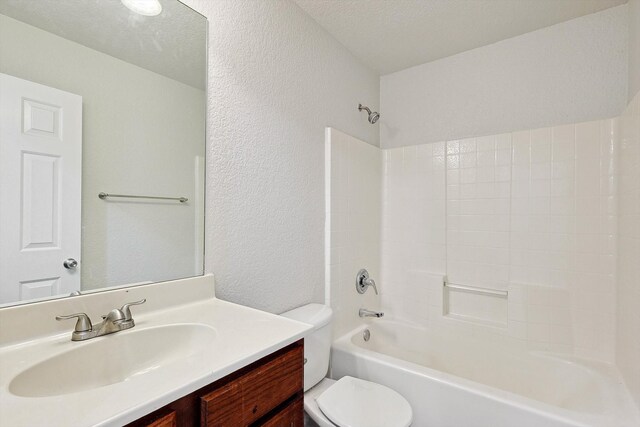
(358, 104), (380, 124)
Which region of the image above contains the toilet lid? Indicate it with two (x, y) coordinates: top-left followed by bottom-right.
(316, 376), (412, 427)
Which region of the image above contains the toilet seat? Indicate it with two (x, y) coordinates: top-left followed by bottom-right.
(304, 378), (337, 427)
(305, 377), (412, 427)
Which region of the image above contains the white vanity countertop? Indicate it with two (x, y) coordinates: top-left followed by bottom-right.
(0, 294), (312, 427)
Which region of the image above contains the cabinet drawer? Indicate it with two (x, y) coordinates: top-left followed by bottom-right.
(200, 342), (304, 426)
(257, 397), (303, 427)
(241, 344), (303, 425)
(201, 381), (244, 427)
(143, 411), (177, 427)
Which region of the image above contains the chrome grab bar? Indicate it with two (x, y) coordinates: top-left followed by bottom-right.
(443, 277), (508, 298)
(98, 192), (187, 203)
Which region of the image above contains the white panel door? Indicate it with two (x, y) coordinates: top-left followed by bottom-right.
(0, 73), (82, 304)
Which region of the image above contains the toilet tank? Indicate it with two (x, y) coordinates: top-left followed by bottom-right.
(280, 303), (332, 392)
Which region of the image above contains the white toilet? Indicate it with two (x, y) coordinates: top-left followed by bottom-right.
(281, 303), (412, 427)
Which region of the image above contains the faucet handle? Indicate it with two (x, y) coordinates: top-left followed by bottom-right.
(56, 313), (92, 332)
(356, 269), (379, 295)
(120, 299), (146, 321)
(364, 278), (378, 295)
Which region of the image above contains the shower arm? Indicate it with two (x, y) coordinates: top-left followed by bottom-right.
(358, 104), (372, 115)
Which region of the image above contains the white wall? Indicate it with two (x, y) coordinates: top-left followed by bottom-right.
(326, 128), (381, 338)
(381, 117), (618, 363)
(618, 0), (640, 409)
(617, 91), (640, 409)
(380, 5), (628, 149)
(181, 0), (380, 313)
(630, 0), (640, 100)
(0, 14), (204, 291)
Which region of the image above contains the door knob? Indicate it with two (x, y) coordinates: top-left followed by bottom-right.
(63, 258), (78, 269)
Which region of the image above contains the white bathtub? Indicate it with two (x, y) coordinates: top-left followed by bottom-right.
(330, 320), (640, 427)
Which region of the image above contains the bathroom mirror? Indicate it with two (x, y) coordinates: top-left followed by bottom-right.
(0, 0), (207, 306)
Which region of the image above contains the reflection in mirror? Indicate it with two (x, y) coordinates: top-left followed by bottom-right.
(0, 0), (207, 306)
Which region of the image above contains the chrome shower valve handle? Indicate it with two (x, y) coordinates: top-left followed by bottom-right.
(356, 269), (379, 295)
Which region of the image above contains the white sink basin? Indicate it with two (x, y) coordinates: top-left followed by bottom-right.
(9, 323), (217, 398)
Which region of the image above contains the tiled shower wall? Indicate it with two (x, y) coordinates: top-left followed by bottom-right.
(326, 128), (381, 339)
(617, 92), (640, 407)
(380, 143), (446, 293)
(380, 118), (618, 362)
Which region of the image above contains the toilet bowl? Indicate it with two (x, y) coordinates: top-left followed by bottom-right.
(281, 304), (412, 427)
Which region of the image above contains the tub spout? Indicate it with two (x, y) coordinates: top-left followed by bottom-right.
(359, 308), (384, 318)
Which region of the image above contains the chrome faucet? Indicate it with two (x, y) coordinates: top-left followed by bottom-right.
(56, 299), (146, 341)
(359, 308), (384, 318)
(356, 269), (379, 295)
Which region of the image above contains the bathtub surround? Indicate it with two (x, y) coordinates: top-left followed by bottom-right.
(380, 5), (628, 148)
(325, 128), (381, 339)
(381, 118), (618, 363)
(617, 92), (640, 409)
(181, 0), (379, 314)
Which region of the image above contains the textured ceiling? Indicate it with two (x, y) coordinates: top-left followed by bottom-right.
(293, 0), (627, 75)
(0, 0), (206, 89)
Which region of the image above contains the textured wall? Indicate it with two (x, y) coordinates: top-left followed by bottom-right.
(380, 5), (628, 149)
(617, 92), (640, 409)
(181, 0), (379, 313)
(326, 128), (381, 339)
(0, 14), (204, 291)
(630, 0), (640, 101)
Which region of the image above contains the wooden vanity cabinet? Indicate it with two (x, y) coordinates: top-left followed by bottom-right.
(126, 340), (304, 427)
